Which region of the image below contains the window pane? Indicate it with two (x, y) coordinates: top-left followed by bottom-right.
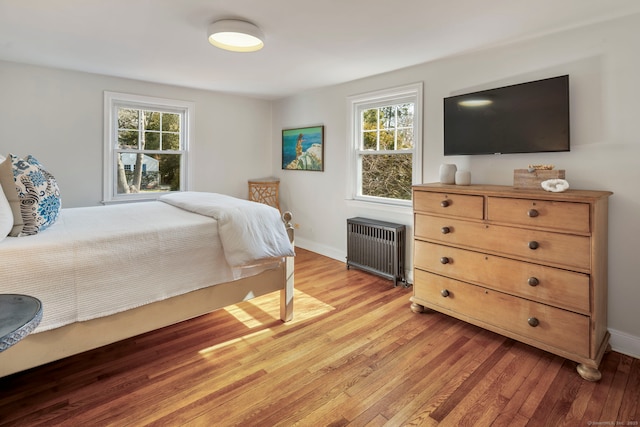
(118, 130), (139, 149)
(162, 113), (180, 132)
(118, 108), (138, 129)
(379, 106), (395, 129)
(379, 130), (395, 150)
(361, 153), (412, 200)
(163, 133), (180, 151)
(116, 153), (180, 194)
(398, 129), (414, 149)
(397, 103), (414, 127)
(145, 132), (160, 150)
(155, 153), (181, 191)
(144, 111), (161, 131)
(116, 152), (143, 194)
(362, 109), (379, 130)
(363, 131), (377, 150)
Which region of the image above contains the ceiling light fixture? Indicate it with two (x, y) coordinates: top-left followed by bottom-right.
(207, 19), (264, 52)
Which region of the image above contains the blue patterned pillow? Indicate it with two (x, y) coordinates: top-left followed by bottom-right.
(8, 154), (61, 236)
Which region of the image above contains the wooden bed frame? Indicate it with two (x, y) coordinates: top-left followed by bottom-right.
(0, 216), (294, 378)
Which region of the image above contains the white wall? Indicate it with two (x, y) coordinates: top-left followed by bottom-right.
(0, 61), (273, 207)
(273, 13), (640, 357)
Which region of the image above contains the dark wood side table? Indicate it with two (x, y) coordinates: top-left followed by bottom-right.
(0, 294), (43, 352)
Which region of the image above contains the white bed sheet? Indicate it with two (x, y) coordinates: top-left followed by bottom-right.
(0, 200), (280, 333)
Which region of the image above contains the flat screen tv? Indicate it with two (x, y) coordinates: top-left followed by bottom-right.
(444, 75), (570, 156)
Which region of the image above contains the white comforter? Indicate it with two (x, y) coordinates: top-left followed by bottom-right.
(0, 193), (294, 333)
(159, 192), (294, 268)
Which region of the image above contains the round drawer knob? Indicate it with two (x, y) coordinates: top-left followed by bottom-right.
(528, 317), (540, 327)
(440, 200), (450, 208)
(527, 209), (539, 218)
(441, 226), (451, 234)
(528, 277), (540, 287)
(441, 289), (450, 297)
(528, 241), (539, 250)
(440, 257), (451, 264)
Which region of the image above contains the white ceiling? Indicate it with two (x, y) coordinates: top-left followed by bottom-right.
(1, 0), (639, 100)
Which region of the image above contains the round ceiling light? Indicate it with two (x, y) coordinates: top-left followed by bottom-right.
(207, 19), (264, 52)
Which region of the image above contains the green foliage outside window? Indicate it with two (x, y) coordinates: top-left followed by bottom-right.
(362, 154), (412, 200)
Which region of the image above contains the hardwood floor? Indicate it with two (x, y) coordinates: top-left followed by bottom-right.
(1, 248), (638, 426)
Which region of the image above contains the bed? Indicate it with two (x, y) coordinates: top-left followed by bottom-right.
(0, 191), (295, 378)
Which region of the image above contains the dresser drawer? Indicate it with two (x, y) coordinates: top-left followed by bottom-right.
(413, 190), (484, 220)
(414, 240), (590, 313)
(414, 214), (591, 271)
(413, 270), (590, 356)
(488, 197), (590, 233)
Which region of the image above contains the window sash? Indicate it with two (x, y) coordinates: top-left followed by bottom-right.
(103, 92), (194, 203)
(348, 83), (423, 206)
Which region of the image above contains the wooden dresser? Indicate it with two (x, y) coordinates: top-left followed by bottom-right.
(411, 183), (612, 381)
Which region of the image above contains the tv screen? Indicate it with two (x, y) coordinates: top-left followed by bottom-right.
(444, 75), (570, 156)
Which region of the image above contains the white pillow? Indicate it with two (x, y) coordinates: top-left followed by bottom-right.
(0, 154), (23, 236)
(0, 157), (14, 241)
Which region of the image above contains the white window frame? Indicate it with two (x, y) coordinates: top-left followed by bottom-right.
(346, 83), (423, 207)
(103, 91), (195, 203)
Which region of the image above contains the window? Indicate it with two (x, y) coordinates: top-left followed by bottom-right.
(103, 92), (194, 203)
(348, 83), (422, 206)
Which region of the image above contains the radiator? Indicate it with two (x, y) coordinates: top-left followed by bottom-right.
(346, 217), (406, 287)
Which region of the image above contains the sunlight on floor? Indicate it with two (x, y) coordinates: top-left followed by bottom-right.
(225, 289), (335, 327)
(197, 289), (335, 356)
(197, 329), (272, 355)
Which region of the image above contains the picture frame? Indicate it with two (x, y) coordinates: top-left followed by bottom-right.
(282, 125), (324, 171)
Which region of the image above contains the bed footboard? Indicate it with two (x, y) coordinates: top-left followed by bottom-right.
(281, 211), (294, 322)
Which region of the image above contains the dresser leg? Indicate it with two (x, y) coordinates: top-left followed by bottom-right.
(410, 302), (427, 313)
(576, 364), (602, 382)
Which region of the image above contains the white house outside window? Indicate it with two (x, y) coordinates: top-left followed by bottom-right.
(103, 92), (194, 203)
(348, 83), (423, 206)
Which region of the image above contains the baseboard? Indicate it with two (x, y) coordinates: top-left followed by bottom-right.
(295, 237), (344, 263)
(609, 328), (640, 359)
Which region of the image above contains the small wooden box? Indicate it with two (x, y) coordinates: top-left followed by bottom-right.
(513, 169), (565, 189)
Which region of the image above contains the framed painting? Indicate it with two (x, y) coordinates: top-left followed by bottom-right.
(282, 125), (324, 171)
